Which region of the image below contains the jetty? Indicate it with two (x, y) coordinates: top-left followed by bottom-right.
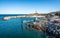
(3, 13), (47, 20)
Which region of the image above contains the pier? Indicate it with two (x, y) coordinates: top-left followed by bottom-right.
(3, 13), (46, 20)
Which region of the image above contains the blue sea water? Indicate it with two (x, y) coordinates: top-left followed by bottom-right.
(0, 14), (45, 38)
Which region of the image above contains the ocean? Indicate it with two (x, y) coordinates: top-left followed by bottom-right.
(0, 14), (45, 38)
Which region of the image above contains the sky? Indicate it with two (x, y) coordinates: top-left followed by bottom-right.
(0, 0), (60, 14)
